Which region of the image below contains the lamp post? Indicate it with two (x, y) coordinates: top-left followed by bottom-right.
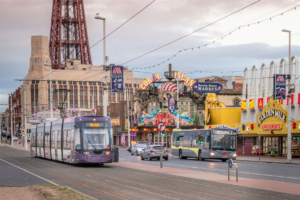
(44, 63), (53, 121)
(176, 78), (179, 129)
(10, 94), (13, 147)
(95, 13), (107, 117)
(282, 29), (292, 162)
(22, 85), (28, 150)
(126, 87), (131, 147)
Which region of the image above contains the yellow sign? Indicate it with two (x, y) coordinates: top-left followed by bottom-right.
(249, 99), (255, 110)
(131, 141), (136, 146)
(140, 72), (162, 90)
(111, 118), (120, 126)
(125, 119), (128, 130)
(173, 71), (195, 88)
(241, 100), (246, 110)
(89, 123), (100, 127)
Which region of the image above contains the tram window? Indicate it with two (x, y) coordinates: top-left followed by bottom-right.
(57, 131), (61, 148)
(41, 133), (44, 147)
(74, 129), (81, 150)
(51, 131), (56, 148)
(70, 130), (74, 150)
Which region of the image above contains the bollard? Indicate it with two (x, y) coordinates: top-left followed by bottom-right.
(236, 164), (238, 182)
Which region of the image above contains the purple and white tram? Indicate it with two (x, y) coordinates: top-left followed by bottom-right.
(30, 116), (116, 164)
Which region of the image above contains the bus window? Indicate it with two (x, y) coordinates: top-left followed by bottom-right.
(197, 135), (204, 144)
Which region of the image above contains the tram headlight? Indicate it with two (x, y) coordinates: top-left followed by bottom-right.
(84, 151), (90, 155)
(105, 151), (110, 155)
(232, 153), (237, 157)
(210, 152), (215, 156)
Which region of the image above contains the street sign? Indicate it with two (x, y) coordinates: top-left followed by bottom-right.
(157, 122), (166, 132)
(21, 129), (25, 136)
(229, 159), (233, 169)
(193, 82), (223, 93)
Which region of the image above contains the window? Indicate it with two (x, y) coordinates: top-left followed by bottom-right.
(90, 100), (93, 107)
(90, 90), (93, 96)
(63, 81), (66, 85)
(125, 84), (128, 87)
(31, 89), (34, 95)
(98, 82), (102, 86)
(35, 89), (38, 95)
(74, 100), (78, 108)
(80, 100), (83, 108)
(83, 82), (87, 85)
(89, 82), (92, 85)
(99, 91), (102, 95)
(47, 81), (50, 84)
(70, 90), (73, 95)
(233, 98), (240, 106)
(94, 90), (97, 96)
(79, 82), (82, 85)
(52, 81), (56, 84)
(84, 100), (88, 108)
(69, 81), (72, 85)
(59, 90), (63, 95)
(36, 80), (39, 84)
(33, 58), (39, 66)
(74, 90), (77, 95)
(32, 80), (36, 84)
(93, 82), (96, 85)
(84, 90), (87, 96)
(58, 81), (62, 84)
(80, 90), (83, 95)
(70, 100), (73, 108)
(73, 81), (77, 85)
(180, 107), (184, 113)
(129, 84), (132, 87)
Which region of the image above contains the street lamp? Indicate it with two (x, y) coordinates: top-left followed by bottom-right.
(44, 63), (53, 121)
(281, 29), (292, 162)
(95, 13), (107, 117)
(10, 94), (13, 147)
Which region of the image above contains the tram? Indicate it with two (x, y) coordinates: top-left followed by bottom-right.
(30, 116), (117, 164)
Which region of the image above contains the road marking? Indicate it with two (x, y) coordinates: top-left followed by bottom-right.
(0, 158), (58, 185)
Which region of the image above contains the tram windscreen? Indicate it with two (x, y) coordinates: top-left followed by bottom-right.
(212, 130), (236, 151)
(83, 128), (110, 150)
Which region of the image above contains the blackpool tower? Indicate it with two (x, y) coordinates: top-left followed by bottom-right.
(49, 0), (92, 69)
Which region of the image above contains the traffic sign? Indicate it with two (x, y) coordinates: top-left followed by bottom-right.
(157, 122), (166, 132)
(229, 159), (233, 169)
(21, 129), (25, 136)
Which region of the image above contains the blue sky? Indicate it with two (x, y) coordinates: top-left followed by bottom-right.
(0, 0), (300, 111)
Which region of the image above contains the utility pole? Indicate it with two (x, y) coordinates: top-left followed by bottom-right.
(176, 78), (179, 129)
(127, 88), (131, 147)
(10, 94), (13, 146)
(24, 86), (27, 150)
(44, 63), (53, 121)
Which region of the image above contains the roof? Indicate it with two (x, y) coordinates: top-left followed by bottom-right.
(218, 89), (242, 95)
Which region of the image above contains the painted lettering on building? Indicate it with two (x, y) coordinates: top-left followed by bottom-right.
(262, 124), (282, 129)
(140, 72), (162, 90)
(258, 109), (286, 124)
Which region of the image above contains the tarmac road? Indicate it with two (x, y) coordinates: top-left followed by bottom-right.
(0, 146), (300, 200)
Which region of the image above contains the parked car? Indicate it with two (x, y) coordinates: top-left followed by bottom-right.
(131, 144), (147, 156)
(127, 146), (132, 153)
(140, 145), (168, 161)
(136, 141), (153, 145)
(12, 136), (18, 141)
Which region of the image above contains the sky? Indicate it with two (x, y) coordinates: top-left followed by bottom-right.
(0, 0), (300, 111)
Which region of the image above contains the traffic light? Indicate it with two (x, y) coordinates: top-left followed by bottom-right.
(198, 141), (203, 144)
(162, 132), (165, 137)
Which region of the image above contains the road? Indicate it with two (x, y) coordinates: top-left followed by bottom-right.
(0, 146), (299, 200)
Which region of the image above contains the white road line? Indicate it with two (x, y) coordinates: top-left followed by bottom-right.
(0, 158), (58, 185)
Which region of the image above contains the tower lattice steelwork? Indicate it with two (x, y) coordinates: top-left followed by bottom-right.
(49, 0), (92, 69)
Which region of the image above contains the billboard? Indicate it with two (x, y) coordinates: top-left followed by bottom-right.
(193, 82), (223, 93)
(273, 74), (286, 100)
(167, 93), (176, 114)
(111, 66), (124, 93)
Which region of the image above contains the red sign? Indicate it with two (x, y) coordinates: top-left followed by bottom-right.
(258, 98), (264, 109)
(155, 113), (174, 125)
(299, 93), (300, 105)
(262, 124), (282, 129)
(287, 94), (294, 106)
(278, 99), (283, 104)
(157, 122), (166, 132)
(223, 152), (226, 156)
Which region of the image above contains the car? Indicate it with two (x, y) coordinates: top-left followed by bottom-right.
(12, 136), (18, 141)
(136, 141), (153, 145)
(127, 146), (132, 152)
(131, 144), (147, 156)
(140, 145), (168, 161)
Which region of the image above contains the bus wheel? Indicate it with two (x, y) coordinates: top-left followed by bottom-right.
(198, 151), (204, 161)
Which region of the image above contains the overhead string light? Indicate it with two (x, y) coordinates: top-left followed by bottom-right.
(130, 5), (299, 72)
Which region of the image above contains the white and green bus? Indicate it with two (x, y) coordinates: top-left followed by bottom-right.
(171, 128), (237, 162)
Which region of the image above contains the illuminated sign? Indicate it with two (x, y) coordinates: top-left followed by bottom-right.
(140, 72), (162, 90)
(241, 100), (246, 110)
(258, 98), (264, 109)
(88, 123), (100, 127)
(262, 124), (282, 129)
(249, 99), (255, 110)
(258, 109), (286, 124)
(193, 83), (223, 93)
(111, 117), (120, 126)
(173, 71), (195, 88)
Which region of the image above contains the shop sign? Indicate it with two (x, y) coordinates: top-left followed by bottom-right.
(273, 74), (286, 100)
(258, 109), (286, 124)
(140, 72), (162, 90)
(249, 99), (255, 109)
(241, 100), (246, 110)
(111, 117), (120, 126)
(215, 125), (240, 132)
(156, 113), (174, 125)
(173, 71), (196, 88)
(262, 124), (282, 129)
(192, 82), (223, 93)
(111, 66), (124, 93)
(287, 94), (294, 106)
(258, 98), (264, 109)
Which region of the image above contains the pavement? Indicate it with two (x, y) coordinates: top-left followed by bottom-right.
(1, 146), (300, 199)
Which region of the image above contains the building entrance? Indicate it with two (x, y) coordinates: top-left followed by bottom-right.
(263, 137), (278, 155)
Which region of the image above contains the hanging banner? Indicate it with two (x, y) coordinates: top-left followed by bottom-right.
(287, 94), (294, 105)
(167, 93), (176, 114)
(273, 74), (286, 100)
(241, 100), (246, 110)
(111, 65), (124, 93)
(258, 98), (264, 109)
(193, 82), (223, 93)
(249, 99), (255, 110)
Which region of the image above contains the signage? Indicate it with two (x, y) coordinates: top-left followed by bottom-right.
(299, 93), (300, 105)
(155, 113), (174, 125)
(258, 98), (264, 109)
(167, 93), (176, 114)
(140, 72), (162, 90)
(111, 65), (124, 93)
(287, 94), (294, 106)
(21, 129), (25, 136)
(262, 124), (282, 129)
(229, 159), (233, 168)
(173, 71), (196, 88)
(88, 123), (100, 127)
(125, 119), (128, 131)
(241, 100), (246, 110)
(111, 117), (120, 126)
(273, 74), (286, 100)
(258, 109), (286, 124)
(249, 99), (255, 110)
(215, 125), (240, 132)
(157, 122), (166, 132)
(192, 82), (223, 93)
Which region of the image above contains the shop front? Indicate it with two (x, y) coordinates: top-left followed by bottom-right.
(238, 97), (300, 156)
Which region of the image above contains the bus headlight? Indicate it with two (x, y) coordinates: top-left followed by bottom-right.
(210, 152), (215, 156)
(232, 153), (237, 157)
(84, 151), (90, 155)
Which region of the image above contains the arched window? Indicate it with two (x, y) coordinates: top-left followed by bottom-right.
(233, 98), (240, 106)
(180, 107), (184, 113)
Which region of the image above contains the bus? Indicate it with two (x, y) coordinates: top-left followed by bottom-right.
(31, 116), (117, 164)
(171, 128), (237, 162)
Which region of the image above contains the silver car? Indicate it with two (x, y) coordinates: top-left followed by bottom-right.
(140, 145), (168, 161)
(131, 144), (147, 156)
